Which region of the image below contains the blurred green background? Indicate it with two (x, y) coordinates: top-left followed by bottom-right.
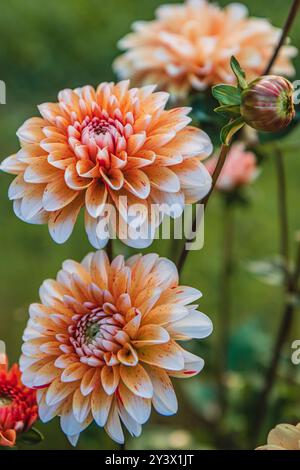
(0, 0), (300, 450)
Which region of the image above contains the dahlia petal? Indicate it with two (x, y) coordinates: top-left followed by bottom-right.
(145, 366), (178, 415)
(124, 169), (150, 199)
(161, 127), (213, 159)
(49, 195), (83, 244)
(117, 382), (151, 425)
(123, 310), (141, 338)
(90, 250), (110, 288)
(174, 159), (212, 202)
(61, 363), (88, 383)
(80, 368), (101, 396)
(105, 402), (124, 444)
(145, 131), (176, 149)
(101, 365), (120, 395)
(46, 379), (78, 406)
(67, 434), (80, 447)
(32, 362), (59, 388)
(125, 150), (156, 170)
(133, 325), (170, 347)
(167, 349), (204, 378)
(43, 177), (78, 211)
(142, 304), (189, 326)
(91, 384), (113, 426)
(17, 118), (45, 144)
(145, 166), (180, 193)
(168, 310), (213, 339)
(60, 397), (92, 436)
(48, 152), (75, 170)
(85, 181), (108, 218)
(100, 168), (124, 191)
(118, 404), (142, 437)
(138, 341), (184, 370)
(120, 364), (153, 399)
(84, 211), (109, 250)
(54, 354), (78, 369)
(147, 257), (178, 290)
(127, 132), (147, 155)
(20, 185), (44, 220)
(134, 287), (162, 316)
(37, 390), (61, 423)
(73, 388), (91, 423)
(117, 344), (139, 367)
(65, 164), (93, 190)
(158, 286), (202, 306)
(24, 157), (57, 183)
(0, 154), (26, 174)
(8, 174), (29, 200)
(13, 199), (49, 225)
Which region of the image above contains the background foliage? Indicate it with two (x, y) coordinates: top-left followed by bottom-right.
(0, 0), (300, 449)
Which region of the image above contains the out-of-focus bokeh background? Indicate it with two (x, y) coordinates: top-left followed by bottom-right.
(0, 0), (300, 450)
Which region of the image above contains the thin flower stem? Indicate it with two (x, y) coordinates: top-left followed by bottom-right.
(264, 0), (300, 75)
(216, 201), (235, 417)
(177, 143), (230, 274)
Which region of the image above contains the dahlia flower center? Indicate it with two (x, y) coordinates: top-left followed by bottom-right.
(79, 115), (125, 167)
(69, 309), (125, 364)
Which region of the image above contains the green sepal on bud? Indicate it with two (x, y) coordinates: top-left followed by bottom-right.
(212, 56), (295, 145)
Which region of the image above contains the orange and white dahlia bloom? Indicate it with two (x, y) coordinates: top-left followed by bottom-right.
(114, 0), (297, 98)
(1, 80), (212, 248)
(256, 423), (300, 450)
(20, 250), (212, 445)
(205, 142), (259, 192)
(0, 355), (37, 447)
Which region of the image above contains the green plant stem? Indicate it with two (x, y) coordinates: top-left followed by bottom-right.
(216, 201), (235, 417)
(177, 143), (230, 274)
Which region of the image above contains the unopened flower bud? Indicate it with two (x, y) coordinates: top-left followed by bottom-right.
(240, 75), (295, 132)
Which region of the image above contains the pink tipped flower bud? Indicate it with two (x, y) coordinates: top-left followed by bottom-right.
(240, 75), (295, 132)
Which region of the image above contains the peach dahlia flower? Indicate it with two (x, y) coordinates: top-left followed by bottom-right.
(256, 423), (300, 450)
(114, 0), (297, 98)
(20, 250), (212, 445)
(205, 142), (258, 192)
(0, 355), (37, 447)
(1, 81), (212, 248)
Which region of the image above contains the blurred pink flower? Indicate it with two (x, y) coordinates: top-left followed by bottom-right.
(256, 422), (300, 450)
(205, 142), (259, 192)
(114, 0), (297, 98)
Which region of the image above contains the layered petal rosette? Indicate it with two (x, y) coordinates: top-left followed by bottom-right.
(20, 251), (212, 445)
(0, 355), (37, 447)
(1, 81), (212, 248)
(114, 0), (297, 98)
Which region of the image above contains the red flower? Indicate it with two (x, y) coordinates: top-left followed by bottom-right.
(0, 355), (38, 447)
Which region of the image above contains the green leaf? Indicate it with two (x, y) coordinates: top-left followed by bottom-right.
(214, 104), (241, 118)
(230, 56), (248, 90)
(18, 427), (44, 446)
(212, 84), (241, 105)
(220, 117), (245, 145)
